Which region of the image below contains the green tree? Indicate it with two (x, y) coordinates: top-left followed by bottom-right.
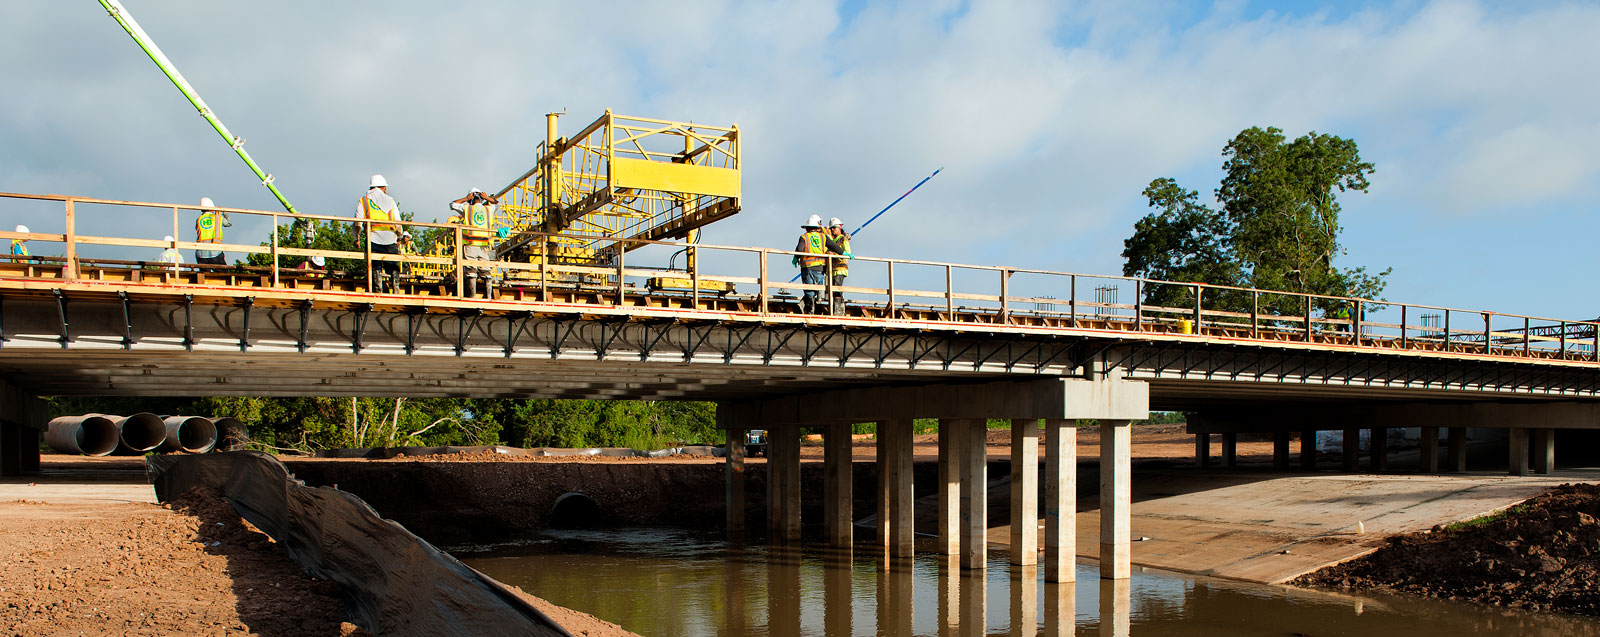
(1122, 126), (1390, 317)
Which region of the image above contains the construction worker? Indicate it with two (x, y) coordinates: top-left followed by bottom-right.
(157, 235), (181, 271)
(358, 174), (403, 293)
(828, 217), (852, 312)
(10, 225), (30, 263)
(193, 197), (232, 266)
(448, 188), (499, 298)
(793, 214), (845, 314)
(1333, 302), (1352, 333)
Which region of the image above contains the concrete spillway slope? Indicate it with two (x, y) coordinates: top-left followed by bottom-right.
(981, 469), (1588, 584)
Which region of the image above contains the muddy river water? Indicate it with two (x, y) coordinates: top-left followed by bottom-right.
(455, 528), (1599, 636)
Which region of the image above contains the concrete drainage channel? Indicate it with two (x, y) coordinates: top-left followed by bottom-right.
(45, 413), (247, 456)
(148, 452), (570, 636)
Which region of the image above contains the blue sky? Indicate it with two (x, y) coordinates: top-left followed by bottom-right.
(2, 1), (1596, 320)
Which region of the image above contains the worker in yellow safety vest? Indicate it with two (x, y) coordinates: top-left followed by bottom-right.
(357, 174), (403, 293)
(828, 217), (853, 312)
(157, 235), (182, 272)
(193, 197), (232, 266)
(792, 214), (845, 314)
(448, 188), (500, 298)
(10, 224), (31, 264)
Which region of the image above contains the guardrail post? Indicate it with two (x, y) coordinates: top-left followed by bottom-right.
(538, 239), (548, 302)
(364, 220), (373, 292)
(63, 198), (77, 280)
(886, 261), (895, 319)
(999, 269), (1010, 324)
(1068, 274), (1077, 328)
(269, 212), (279, 288)
(1483, 313), (1492, 355)
(617, 240), (626, 306)
(1444, 309), (1452, 350)
(1558, 321), (1566, 358)
(453, 227), (464, 298)
(1353, 301), (1363, 346)
(944, 265), (953, 317)
(758, 249), (768, 314)
(1523, 316), (1531, 356)
(1250, 291), (1259, 339)
(1192, 284), (1202, 334)
(1303, 296), (1312, 341)
(689, 244), (700, 309)
(1134, 280), (1142, 331)
(1400, 305), (1408, 348)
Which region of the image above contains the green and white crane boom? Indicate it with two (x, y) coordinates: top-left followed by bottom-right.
(96, 0), (298, 214)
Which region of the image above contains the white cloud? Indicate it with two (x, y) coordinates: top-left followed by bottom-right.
(2, 0), (1598, 316)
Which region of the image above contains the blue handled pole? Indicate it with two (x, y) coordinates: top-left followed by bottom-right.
(789, 167), (942, 282)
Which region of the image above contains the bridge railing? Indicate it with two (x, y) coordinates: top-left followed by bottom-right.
(2, 191), (1596, 363)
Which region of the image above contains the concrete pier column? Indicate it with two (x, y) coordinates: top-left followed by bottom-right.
(19, 427), (39, 473)
(1342, 427), (1360, 472)
(1194, 433), (1211, 468)
(1272, 430), (1290, 469)
(1447, 427), (1468, 472)
(1099, 419), (1132, 580)
(1221, 432), (1237, 467)
(876, 421), (892, 553)
(1370, 427), (1389, 472)
(1010, 419), (1040, 566)
(1508, 428), (1529, 476)
(725, 427), (747, 537)
(1299, 429), (1317, 470)
(823, 423), (853, 547)
(1533, 428), (1555, 475)
(1420, 426), (1440, 474)
(938, 419), (966, 555)
(1044, 419), (1076, 583)
(0, 421), (20, 477)
(960, 418), (988, 570)
(886, 418), (915, 558)
(769, 426), (802, 542)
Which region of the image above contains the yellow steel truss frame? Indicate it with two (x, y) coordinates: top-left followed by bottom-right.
(494, 110), (740, 263)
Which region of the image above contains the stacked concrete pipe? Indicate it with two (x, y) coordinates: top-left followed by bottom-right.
(44, 415), (120, 456)
(159, 416), (218, 454)
(212, 417), (249, 452)
(100, 412), (167, 454)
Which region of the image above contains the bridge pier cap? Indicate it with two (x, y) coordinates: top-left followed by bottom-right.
(716, 378), (1149, 427)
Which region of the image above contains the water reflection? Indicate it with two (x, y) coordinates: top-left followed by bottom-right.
(454, 527), (1600, 637)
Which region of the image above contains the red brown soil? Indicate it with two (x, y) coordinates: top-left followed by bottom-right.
(1297, 483), (1600, 615)
(0, 487), (359, 636)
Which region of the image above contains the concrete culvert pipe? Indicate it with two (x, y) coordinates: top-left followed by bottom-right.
(45, 415), (119, 456)
(211, 417), (249, 452)
(111, 412), (167, 454)
(550, 492), (602, 528)
(160, 416), (218, 454)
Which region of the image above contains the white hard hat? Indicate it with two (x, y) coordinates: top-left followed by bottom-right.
(369, 174), (388, 189)
(829, 217), (843, 227)
(311, 256), (325, 266)
(14, 225), (27, 234)
(163, 235), (175, 243)
(804, 214), (822, 228)
(469, 187), (482, 194)
(199, 197), (214, 208)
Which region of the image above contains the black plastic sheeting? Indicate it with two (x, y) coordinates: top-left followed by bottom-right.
(316, 443), (727, 459)
(146, 451), (570, 636)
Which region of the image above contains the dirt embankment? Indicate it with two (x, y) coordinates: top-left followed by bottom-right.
(0, 487), (359, 636)
(1297, 483), (1600, 615)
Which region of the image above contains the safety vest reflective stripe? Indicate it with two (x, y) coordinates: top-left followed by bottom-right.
(832, 235), (852, 276)
(196, 211), (221, 242)
(799, 231), (827, 268)
(363, 196), (399, 233)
